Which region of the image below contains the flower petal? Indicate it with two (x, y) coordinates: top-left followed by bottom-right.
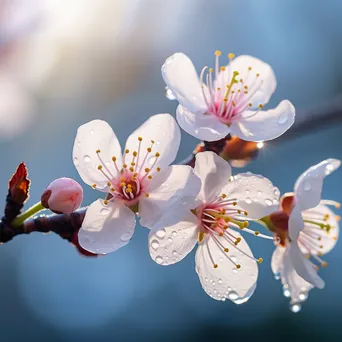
(195, 232), (258, 302)
(162, 53), (207, 113)
(288, 241), (325, 289)
(176, 105), (230, 142)
(271, 245), (285, 275)
(148, 212), (198, 266)
(194, 151), (232, 202)
(78, 199), (136, 254)
(301, 203), (339, 255)
(288, 203), (305, 241)
(73, 120), (122, 189)
(281, 246), (314, 304)
(230, 100), (295, 142)
(139, 165), (201, 230)
(226, 173), (280, 219)
(216, 55), (276, 107)
(294, 159), (341, 211)
(124, 114), (181, 170)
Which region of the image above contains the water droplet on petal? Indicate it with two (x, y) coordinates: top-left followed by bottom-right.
(84, 155), (91, 163)
(73, 157), (79, 166)
(172, 231), (177, 237)
(121, 232), (132, 242)
(274, 272), (280, 280)
(283, 285), (291, 298)
(155, 256), (163, 264)
(156, 229), (166, 239)
(265, 198), (273, 206)
(303, 180), (311, 191)
(218, 279), (222, 284)
(165, 86), (177, 100)
(245, 197), (252, 204)
(100, 208), (110, 215)
(257, 190), (263, 196)
(228, 291), (239, 301)
(232, 268), (238, 274)
(151, 239), (160, 250)
(274, 188), (280, 197)
(172, 250), (178, 256)
(289, 303), (301, 313)
(299, 292), (308, 302)
(167, 237), (173, 243)
(278, 112), (288, 125)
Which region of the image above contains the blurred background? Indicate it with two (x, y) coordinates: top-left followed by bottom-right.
(0, 0), (342, 341)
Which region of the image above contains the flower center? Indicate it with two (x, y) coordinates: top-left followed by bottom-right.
(92, 137), (161, 205)
(200, 51), (264, 125)
(195, 193), (268, 269)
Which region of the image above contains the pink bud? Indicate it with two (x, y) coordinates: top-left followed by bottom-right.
(41, 178), (83, 214)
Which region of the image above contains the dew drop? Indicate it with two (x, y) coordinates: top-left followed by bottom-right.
(218, 279), (222, 284)
(232, 268), (238, 274)
(156, 229), (166, 239)
(283, 285), (291, 298)
(167, 237), (173, 243)
(165, 86), (177, 100)
(121, 233), (132, 242)
(245, 197), (252, 204)
(303, 180), (311, 191)
(205, 277), (209, 282)
(155, 256), (163, 264)
(278, 112), (288, 125)
(274, 188), (280, 197)
(84, 155), (91, 163)
(289, 303), (301, 313)
(228, 291), (239, 301)
(151, 239), (160, 250)
(257, 190), (263, 196)
(172, 231), (177, 237)
(172, 250), (178, 256)
(100, 208), (110, 215)
(274, 272), (280, 280)
(265, 198), (273, 206)
(299, 292), (308, 302)
(73, 157), (79, 166)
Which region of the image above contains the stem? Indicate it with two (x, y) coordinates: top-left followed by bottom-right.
(11, 202), (45, 228)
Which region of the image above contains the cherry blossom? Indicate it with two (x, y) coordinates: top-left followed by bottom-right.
(149, 151), (280, 302)
(73, 114), (201, 254)
(162, 51), (295, 142)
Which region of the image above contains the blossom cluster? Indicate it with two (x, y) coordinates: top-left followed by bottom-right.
(68, 52), (339, 312)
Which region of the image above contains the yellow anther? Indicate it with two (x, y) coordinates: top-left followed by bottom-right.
(233, 202), (237, 206)
(120, 177), (125, 182)
(244, 86), (248, 89)
(254, 231), (260, 236)
(110, 188), (115, 192)
(127, 184), (132, 188)
(336, 203), (341, 209)
(228, 53), (235, 59)
(145, 168), (150, 173)
(259, 104), (263, 109)
(324, 214), (329, 221)
(112, 156), (116, 162)
(213, 264), (218, 269)
(209, 68), (214, 73)
(151, 140), (155, 144)
(240, 79), (243, 83)
(221, 194), (227, 199)
(147, 147), (152, 153)
(236, 264), (241, 269)
(138, 137), (143, 141)
(322, 262), (328, 268)
(123, 164), (127, 168)
(155, 152), (160, 157)
(131, 162), (136, 166)
(129, 167), (134, 172)
(305, 254), (310, 259)
(318, 252), (323, 257)
(221, 209), (226, 215)
(244, 91), (248, 94)
(215, 50), (222, 56)
(243, 221), (249, 228)
(256, 73), (260, 77)
(217, 87), (221, 91)
(248, 103), (252, 107)
(133, 172), (138, 177)
(236, 237), (242, 243)
(133, 151), (138, 157)
(96, 149), (101, 153)
(317, 237), (322, 241)
(107, 181), (111, 186)
(120, 182), (126, 187)
(220, 66), (226, 71)
(103, 200), (108, 205)
(232, 101), (236, 107)
(125, 149), (129, 153)
(157, 167), (161, 172)
(244, 211), (248, 216)
(92, 184), (97, 189)
(219, 232), (224, 237)
(148, 175), (153, 180)
(336, 215), (341, 222)
(126, 188), (132, 193)
(248, 66), (252, 71)
(145, 193), (150, 198)
(257, 258), (263, 264)
(97, 165), (103, 170)
(320, 245), (324, 249)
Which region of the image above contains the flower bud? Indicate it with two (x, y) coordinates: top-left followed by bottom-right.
(41, 178), (83, 214)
